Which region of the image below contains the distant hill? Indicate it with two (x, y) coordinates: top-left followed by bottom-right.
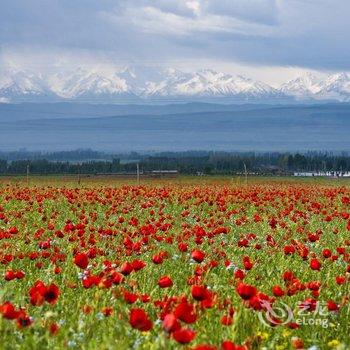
(0, 102), (350, 152)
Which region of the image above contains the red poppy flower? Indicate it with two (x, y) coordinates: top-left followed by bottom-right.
(16, 311), (33, 328)
(174, 300), (197, 324)
(29, 281), (59, 305)
(291, 338), (304, 349)
(327, 300), (339, 311)
(236, 283), (257, 300)
(172, 328), (196, 344)
(191, 249), (205, 263)
(234, 269), (245, 280)
(310, 258), (321, 271)
(221, 315), (233, 326)
(129, 308), (152, 331)
(131, 259), (146, 271)
(223, 343), (247, 350)
(44, 284), (60, 304)
(163, 313), (180, 333)
(222, 341), (235, 350)
(82, 275), (100, 289)
(49, 322), (60, 335)
(140, 294), (150, 303)
(102, 307), (113, 317)
(0, 302), (19, 319)
(15, 270), (25, 279)
(272, 285), (285, 297)
(178, 242), (188, 252)
(284, 245), (296, 255)
(193, 345), (217, 350)
(8, 227), (18, 235)
(191, 285), (210, 301)
(152, 254), (164, 264)
(29, 280), (47, 306)
(120, 262), (133, 275)
(4, 270), (16, 281)
(112, 272), (124, 285)
(283, 271), (295, 281)
(74, 253), (89, 269)
(322, 249), (332, 258)
(124, 291), (138, 304)
(158, 275), (173, 288)
(336, 276), (346, 285)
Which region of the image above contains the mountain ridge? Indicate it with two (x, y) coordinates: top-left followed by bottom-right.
(1, 67), (350, 103)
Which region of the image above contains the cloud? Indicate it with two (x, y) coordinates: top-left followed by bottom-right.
(125, 0), (201, 18)
(0, 0), (349, 73)
(104, 6), (238, 36)
(204, 0), (279, 25)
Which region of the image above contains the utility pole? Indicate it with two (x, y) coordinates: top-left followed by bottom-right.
(243, 162), (248, 185)
(136, 162), (140, 185)
(78, 163), (81, 185)
(26, 164), (30, 186)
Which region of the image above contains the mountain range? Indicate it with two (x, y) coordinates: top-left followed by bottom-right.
(1, 67), (350, 104)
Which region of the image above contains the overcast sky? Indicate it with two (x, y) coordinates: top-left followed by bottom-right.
(0, 0), (349, 85)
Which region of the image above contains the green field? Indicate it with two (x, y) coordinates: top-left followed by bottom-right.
(0, 176), (349, 349)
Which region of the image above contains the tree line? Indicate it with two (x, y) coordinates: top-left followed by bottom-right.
(1, 152), (350, 175)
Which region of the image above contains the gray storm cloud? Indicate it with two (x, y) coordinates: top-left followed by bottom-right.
(0, 0), (349, 71)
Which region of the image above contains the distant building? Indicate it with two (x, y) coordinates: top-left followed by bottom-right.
(294, 171), (350, 178)
(148, 170), (179, 178)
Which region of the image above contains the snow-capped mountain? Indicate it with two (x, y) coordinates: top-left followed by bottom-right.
(315, 72), (350, 102)
(1, 67), (350, 103)
(0, 67), (283, 103)
(280, 73), (322, 99)
(0, 70), (53, 101)
(143, 69), (281, 100)
(118, 66), (170, 94)
(281, 72), (350, 102)
(47, 68), (137, 101)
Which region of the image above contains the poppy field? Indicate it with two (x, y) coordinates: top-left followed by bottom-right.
(0, 178), (350, 350)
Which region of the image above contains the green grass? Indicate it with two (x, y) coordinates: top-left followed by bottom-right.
(0, 178), (349, 349)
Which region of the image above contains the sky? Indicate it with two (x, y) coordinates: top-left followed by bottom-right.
(0, 0), (349, 85)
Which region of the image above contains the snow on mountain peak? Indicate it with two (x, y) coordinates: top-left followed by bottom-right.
(1, 67), (350, 103)
(0, 70), (47, 96)
(327, 72), (349, 82)
(280, 73), (322, 97)
(48, 69), (129, 99)
(141, 69), (277, 98)
(316, 72), (350, 101)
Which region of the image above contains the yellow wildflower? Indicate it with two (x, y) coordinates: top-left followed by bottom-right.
(256, 331), (269, 340)
(327, 339), (340, 347)
(275, 345), (286, 350)
(282, 329), (291, 337)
